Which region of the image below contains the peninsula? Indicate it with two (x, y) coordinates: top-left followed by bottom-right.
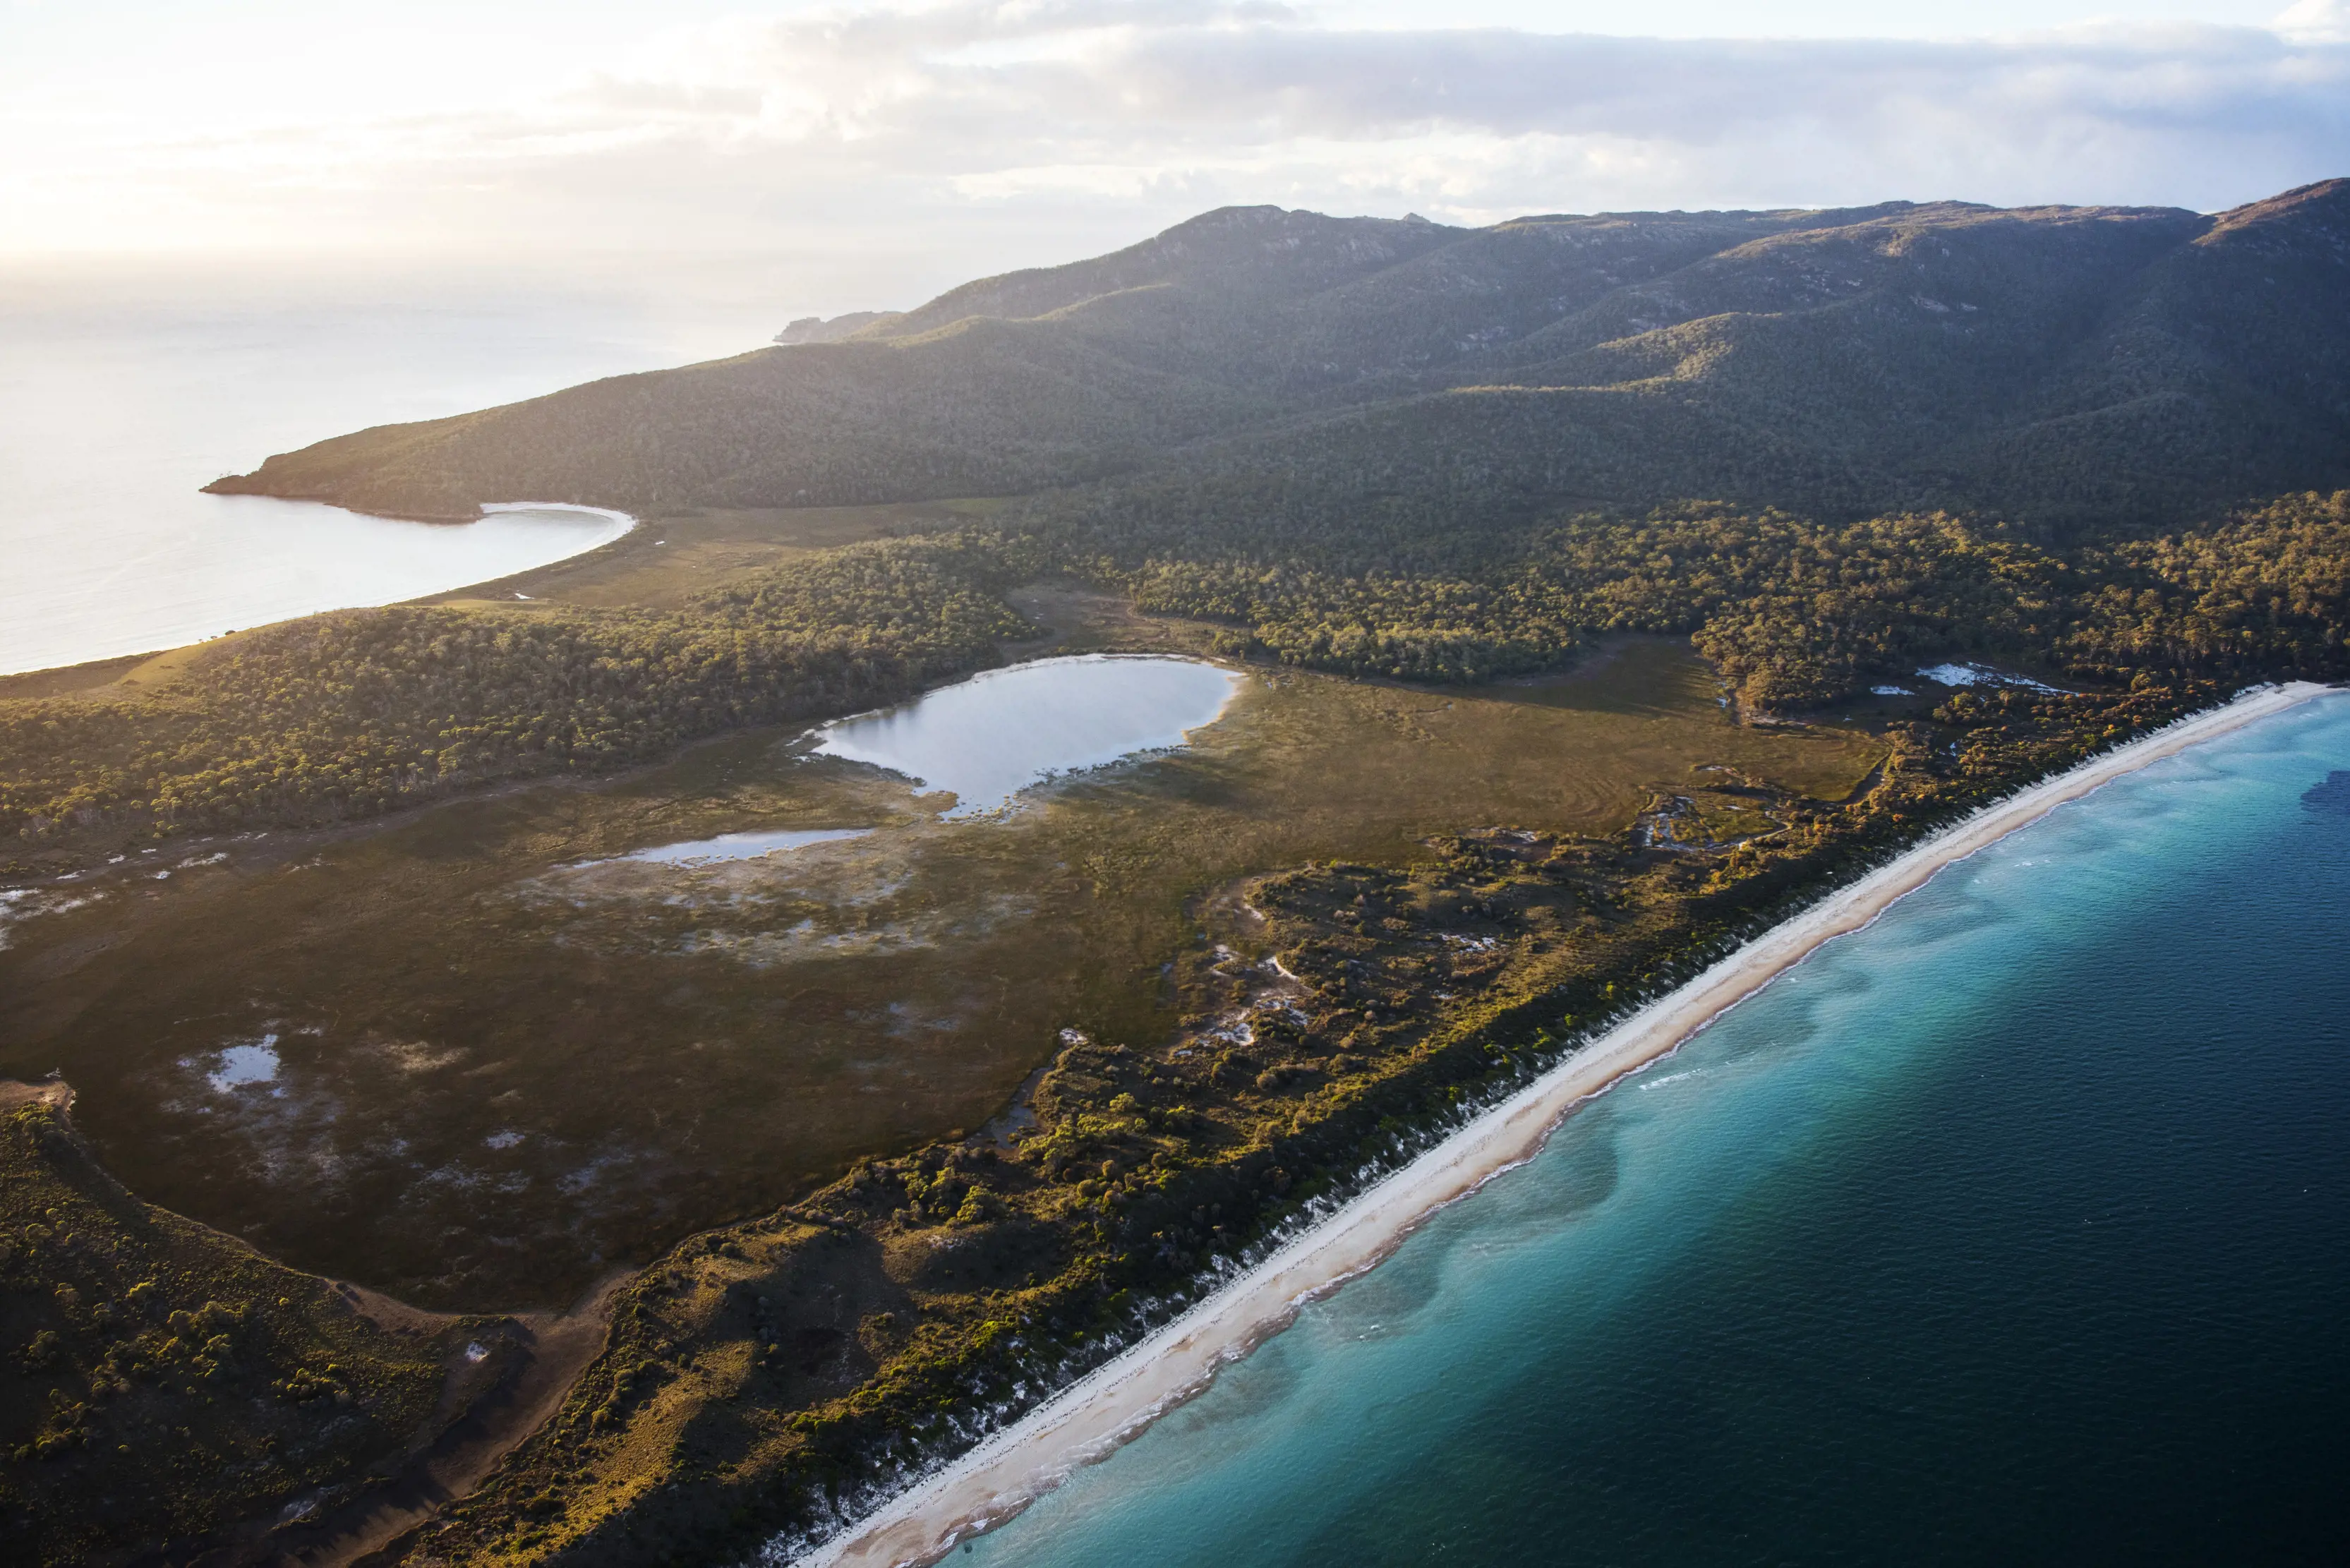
(4, 181), (2348, 1567)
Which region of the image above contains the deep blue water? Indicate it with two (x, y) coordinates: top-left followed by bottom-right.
(968, 694), (2350, 1568)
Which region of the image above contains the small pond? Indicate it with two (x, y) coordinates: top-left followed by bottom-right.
(203, 1035), (281, 1093)
(809, 655), (1242, 817)
(615, 827), (872, 867)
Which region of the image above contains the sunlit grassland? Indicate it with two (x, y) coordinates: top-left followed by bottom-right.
(0, 633), (1879, 1313)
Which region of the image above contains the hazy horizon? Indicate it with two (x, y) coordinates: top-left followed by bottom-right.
(5, 1), (2347, 327)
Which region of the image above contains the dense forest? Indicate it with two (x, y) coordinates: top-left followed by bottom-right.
(1042, 492), (2350, 702)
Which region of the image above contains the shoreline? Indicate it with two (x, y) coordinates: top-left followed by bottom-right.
(0, 501), (634, 685)
(795, 679), (2336, 1568)
(478, 499), (636, 533)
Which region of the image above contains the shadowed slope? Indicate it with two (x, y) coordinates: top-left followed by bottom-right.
(206, 183), (2350, 532)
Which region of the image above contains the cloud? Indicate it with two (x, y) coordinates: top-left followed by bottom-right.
(2, 0), (2345, 301)
(2276, 0), (2350, 42)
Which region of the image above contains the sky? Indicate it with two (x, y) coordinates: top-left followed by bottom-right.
(3, 0), (2346, 317)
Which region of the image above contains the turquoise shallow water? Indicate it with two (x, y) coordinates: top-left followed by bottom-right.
(965, 693), (2350, 1567)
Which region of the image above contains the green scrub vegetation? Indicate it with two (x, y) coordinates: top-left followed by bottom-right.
(0, 639), (1881, 1314)
(0, 1086), (504, 1564)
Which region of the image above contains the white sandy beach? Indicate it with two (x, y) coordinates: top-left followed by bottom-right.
(796, 680), (2335, 1568)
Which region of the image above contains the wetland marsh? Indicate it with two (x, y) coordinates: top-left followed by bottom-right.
(0, 638), (1879, 1311)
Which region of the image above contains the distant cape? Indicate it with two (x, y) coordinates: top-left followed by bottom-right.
(773, 310), (905, 346)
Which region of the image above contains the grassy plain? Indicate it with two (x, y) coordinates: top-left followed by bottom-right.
(0, 579), (1879, 1315)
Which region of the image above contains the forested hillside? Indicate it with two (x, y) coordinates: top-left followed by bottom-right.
(207, 182), (2350, 531)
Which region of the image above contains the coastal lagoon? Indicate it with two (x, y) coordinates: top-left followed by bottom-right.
(612, 656), (1242, 859)
(964, 692), (2350, 1566)
(812, 656), (1244, 817)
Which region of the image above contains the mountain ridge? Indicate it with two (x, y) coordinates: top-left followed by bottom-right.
(205, 180), (2350, 532)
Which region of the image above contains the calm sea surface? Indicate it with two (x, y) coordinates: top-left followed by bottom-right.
(0, 269), (764, 675)
(965, 693), (2350, 1567)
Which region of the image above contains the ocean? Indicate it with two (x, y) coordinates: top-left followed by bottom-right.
(0, 264), (769, 676)
(963, 692), (2350, 1567)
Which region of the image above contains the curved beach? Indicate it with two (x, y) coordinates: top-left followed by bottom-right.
(797, 680), (2335, 1568)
